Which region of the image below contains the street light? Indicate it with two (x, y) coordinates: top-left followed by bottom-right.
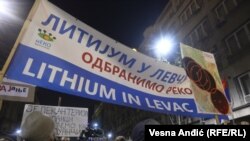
(0, 0), (11, 16)
(107, 132), (112, 139)
(93, 122), (98, 128)
(132, 48), (137, 52)
(0, 0), (21, 24)
(15, 129), (21, 135)
(154, 36), (174, 57)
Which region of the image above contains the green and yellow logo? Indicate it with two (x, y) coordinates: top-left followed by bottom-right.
(38, 28), (56, 42)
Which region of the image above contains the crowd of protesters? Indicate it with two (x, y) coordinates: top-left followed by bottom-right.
(14, 111), (160, 141)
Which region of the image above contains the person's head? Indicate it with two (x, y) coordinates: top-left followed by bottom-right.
(115, 136), (126, 141)
(131, 118), (160, 141)
(20, 111), (55, 141)
(61, 137), (70, 141)
(240, 121), (250, 125)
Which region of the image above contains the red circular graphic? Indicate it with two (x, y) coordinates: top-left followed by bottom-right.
(211, 90), (229, 114)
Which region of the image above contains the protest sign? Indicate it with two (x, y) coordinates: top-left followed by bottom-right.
(0, 81), (35, 102)
(22, 104), (88, 137)
(180, 43), (231, 115)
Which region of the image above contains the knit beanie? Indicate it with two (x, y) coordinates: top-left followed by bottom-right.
(131, 119), (160, 141)
(21, 111), (55, 141)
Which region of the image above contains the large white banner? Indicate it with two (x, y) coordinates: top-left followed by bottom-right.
(22, 104), (88, 137)
(6, 0), (228, 118)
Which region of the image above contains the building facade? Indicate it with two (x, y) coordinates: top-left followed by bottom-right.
(139, 0), (250, 124)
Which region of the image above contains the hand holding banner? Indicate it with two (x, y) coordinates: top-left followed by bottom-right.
(22, 104), (88, 137)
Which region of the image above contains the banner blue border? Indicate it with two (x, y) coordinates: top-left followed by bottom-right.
(6, 44), (228, 119)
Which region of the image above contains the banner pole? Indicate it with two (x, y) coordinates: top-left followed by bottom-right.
(58, 97), (62, 106)
(0, 0), (41, 83)
(215, 115), (220, 125)
(0, 98), (3, 111)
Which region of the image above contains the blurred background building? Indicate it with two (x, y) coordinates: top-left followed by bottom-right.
(94, 0), (250, 135)
(138, 0), (250, 124)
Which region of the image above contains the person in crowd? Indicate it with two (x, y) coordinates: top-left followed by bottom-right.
(61, 137), (70, 141)
(19, 111), (55, 141)
(115, 135), (126, 141)
(131, 118), (160, 141)
(240, 121), (250, 125)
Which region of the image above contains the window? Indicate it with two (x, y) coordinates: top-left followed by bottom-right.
(183, 18), (211, 47)
(176, 0), (184, 9)
(167, 2), (173, 19)
(183, 36), (193, 46)
(235, 70), (250, 104)
(226, 35), (239, 54)
(191, 2), (197, 13)
(186, 7), (192, 18)
(169, 21), (179, 33)
(216, 4), (227, 19)
(169, 9), (175, 19)
(190, 31), (198, 43)
(197, 26), (203, 39)
(239, 74), (250, 96)
(196, 0), (203, 6)
(180, 13), (187, 25)
(202, 19), (211, 36)
(236, 28), (250, 49)
(225, 21), (250, 55)
(195, 18), (210, 41)
(215, 0), (239, 19)
(179, 0), (203, 25)
(238, 72), (250, 103)
(190, 0), (201, 14)
(224, 0), (237, 11)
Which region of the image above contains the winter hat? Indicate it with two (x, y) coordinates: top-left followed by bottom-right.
(115, 136), (126, 141)
(131, 118), (160, 141)
(20, 111), (55, 141)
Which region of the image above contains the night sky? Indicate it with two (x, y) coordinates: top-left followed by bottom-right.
(49, 0), (168, 48)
